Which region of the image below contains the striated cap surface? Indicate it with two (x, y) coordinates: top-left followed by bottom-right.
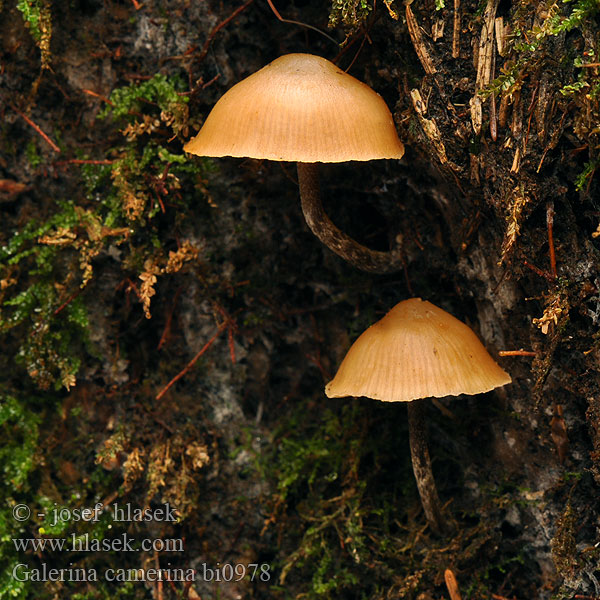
(325, 298), (511, 402)
(184, 53), (404, 163)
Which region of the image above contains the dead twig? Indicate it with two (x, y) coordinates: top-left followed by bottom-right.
(53, 289), (84, 318)
(490, 90), (497, 140)
(0, 179), (28, 195)
(470, 0), (499, 135)
(214, 304), (238, 364)
(547, 200), (557, 279)
(522, 258), (555, 282)
(266, 0), (337, 45)
(476, 0), (498, 88)
(155, 321), (229, 400)
(10, 104), (61, 153)
(82, 88), (113, 105)
(343, 27), (371, 73)
(55, 159), (114, 166)
(157, 287), (182, 350)
(134, 402), (175, 434)
(196, 0), (255, 64)
(444, 568), (462, 600)
(498, 349), (537, 357)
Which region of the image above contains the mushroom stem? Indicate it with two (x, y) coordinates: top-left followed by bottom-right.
(406, 399), (447, 534)
(297, 162), (403, 274)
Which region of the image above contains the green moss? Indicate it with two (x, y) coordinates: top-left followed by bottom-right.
(328, 0), (372, 30)
(0, 201), (96, 389)
(574, 157), (600, 192)
(98, 73), (188, 121)
(0, 395), (41, 600)
(0, 396), (40, 488)
(25, 140), (42, 168)
(16, 0), (52, 68)
(0, 70), (213, 390)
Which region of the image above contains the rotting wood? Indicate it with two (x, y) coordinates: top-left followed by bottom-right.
(469, 96), (483, 135)
(472, 34), (479, 71)
(432, 17), (445, 42)
(490, 91), (498, 141)
(476, 0), (499, 89)
(452, 0), (461, 58)
(411, 89), (449, 165)
(406, 1), (437, 76)
(510, 145), (521, 173)
(494, 17), (506, 57)
(498, 93), (510, 128)
(470, 0), (499, 134)
(470, 153), (480, 184)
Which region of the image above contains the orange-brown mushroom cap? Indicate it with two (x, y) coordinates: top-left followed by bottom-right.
(183, 53), (404, 163)
(325, 298), (511, 402)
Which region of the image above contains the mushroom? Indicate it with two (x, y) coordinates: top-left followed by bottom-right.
(184, 53), (405, 273)
(325, 298), (511, 533)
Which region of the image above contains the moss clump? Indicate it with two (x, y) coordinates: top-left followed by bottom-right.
(16, 0), (52, 68)
(0, 395), (41, 600)
(328, 0), (373, 30)
(0, 202), (94, 389)
(328, 0), (400, 40)
(0, 73), (210, 390)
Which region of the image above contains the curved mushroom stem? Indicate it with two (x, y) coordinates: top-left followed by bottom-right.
(407, 399), (447, 534)
(297, 162), (403, 274)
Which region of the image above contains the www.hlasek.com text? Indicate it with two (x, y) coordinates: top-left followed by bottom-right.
(14, 532), (183, 553)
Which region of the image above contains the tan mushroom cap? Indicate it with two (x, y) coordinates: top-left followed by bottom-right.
(183, 53), (404, 163)
(325, 298), (511, 402)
